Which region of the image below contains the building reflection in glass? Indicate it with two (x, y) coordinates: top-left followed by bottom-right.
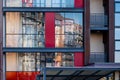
(55, 13), (83, 48)
(6, 0), (74, 7)
(6, 12), (45, 47)
(6, 53), (74, 71)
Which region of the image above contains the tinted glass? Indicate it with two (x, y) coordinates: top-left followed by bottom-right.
(6, 52), (74, 71)
(115, 51), (120, 63)
(115, 28), (120, 40)
(115, 13), (120, 26)
(115, 41), (120, 50)
(55, 13), (83, 48)
(6, 12), (45, 47)
(6, 0), (75, 7)
(115, 3), (120, 12)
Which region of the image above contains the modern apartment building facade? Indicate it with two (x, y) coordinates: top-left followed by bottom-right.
(0, 0), (120, 80)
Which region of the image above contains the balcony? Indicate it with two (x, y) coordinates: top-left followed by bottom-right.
(90, 13), (108, 30)
(90, 52), (106, 63)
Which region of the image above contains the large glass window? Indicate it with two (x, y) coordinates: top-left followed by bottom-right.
(6, 12), (83, 48)
(115, 13), (120, 26)
(6, 0), (75, 7)
(6, 12), (45, 47)
(6, 52), (74, 71)
(55, 13), (83, 48)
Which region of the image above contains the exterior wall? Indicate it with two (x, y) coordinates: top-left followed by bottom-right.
(90, 0), (104, 13)
(90, 33), (104, 52)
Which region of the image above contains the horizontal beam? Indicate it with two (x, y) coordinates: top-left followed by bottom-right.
(3, 7), (83, 12)
(45, 67), (120, 71)
(3, 48), (84, 52)
(37, 74), (112, 77)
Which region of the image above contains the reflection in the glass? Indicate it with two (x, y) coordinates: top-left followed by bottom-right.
(6, 0), (74, 7)
(55, 13), (83, 48)
(115, 28), (120, 39)
(6, 12), (45, 47)
(115, 41), (120, 50)
(115, 13), (120, 26)
(6, 53), (74, 71)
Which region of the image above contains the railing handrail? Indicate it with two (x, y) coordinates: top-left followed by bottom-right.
(90, 52), (106, 63)
(90, 13), (108, 27)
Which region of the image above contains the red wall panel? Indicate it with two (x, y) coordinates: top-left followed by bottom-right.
(6, 72), (17, 80)
(74, 0), (84, 8)
(6, 71), (40, 80)
(45, 13), (55, 48)
(74, 52), (84, 67)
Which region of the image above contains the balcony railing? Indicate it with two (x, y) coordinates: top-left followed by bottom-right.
(90, 13), (108, 28)
(90, 52), (106, 63)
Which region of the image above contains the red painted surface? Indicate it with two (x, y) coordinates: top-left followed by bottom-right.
(6, 71), (40, 80)
(74, 0), (84, 8)
(45, 13), (55, 48)
(74, 52), (84, 67)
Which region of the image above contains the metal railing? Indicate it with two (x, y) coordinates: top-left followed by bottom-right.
(90, 13), (108, 27)
(90, 52), (106, 63)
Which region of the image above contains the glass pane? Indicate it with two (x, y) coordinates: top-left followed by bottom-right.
(62, 0), (66, 7)
(52, 0), (60, 7)
(6, 52), (74, 71)
(6, 12), (22, 34)
(6, 0), (22, 7)
(115, 28), (120, 39)
(6, 53), (18, 71)
(65, 34), (83, 48)
(55, 13), (83, 48)
(33, 0), (41, 7)
(6, 0), (76, 7)
(115, 51), (120, 63)
(115, 0), (120, 1)
(64, 13), (83, 34)
(46, 0), (51, 7)
(6, 12), (45, 47)
(6, 35), (22, 47)
(115, 13), (120, 26)
(41, 0), (45, 7)
(115, 3), (120, 12)
(22, 0), (33, 7)
(18, 53), (40, 71)
(115, 41), (120, 50)
(66, 0), (74, 7)
(55, 13), (64, 35)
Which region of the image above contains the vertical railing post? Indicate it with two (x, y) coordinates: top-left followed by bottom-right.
(43, 67), (46, 80)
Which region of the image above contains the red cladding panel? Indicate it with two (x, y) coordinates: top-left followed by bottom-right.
(45, 13), (55, 48)
(6, 72), (17, 80)
(6, 71), (40, 80)
(74, 0), (84, 8)
(74, 52), (84, 67)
